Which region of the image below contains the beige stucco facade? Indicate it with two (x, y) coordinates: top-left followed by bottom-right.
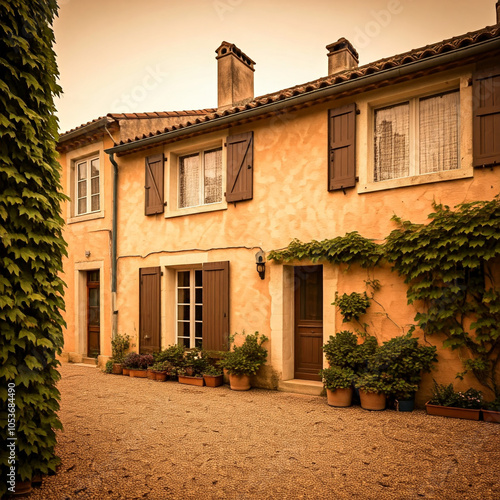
(57, 29), (500, 404)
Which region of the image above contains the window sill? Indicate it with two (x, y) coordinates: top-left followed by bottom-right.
(358, 167), (473, 194)
(67, 211), (105, 224)
(165, 202), (227, 219)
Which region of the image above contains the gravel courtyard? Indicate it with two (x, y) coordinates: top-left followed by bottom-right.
(29, 363), (500, 500)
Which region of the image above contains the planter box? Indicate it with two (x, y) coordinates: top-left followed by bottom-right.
(178, 375), (205, 386)
(122, 368), (130, 376)
(204, 374), (224, 387)
(129, 369), (147, 378)
(155, 371), (168, 382)
(482, 409), (500, 423)
(147, 369), (156, 380)
(425, 402), (481, 420)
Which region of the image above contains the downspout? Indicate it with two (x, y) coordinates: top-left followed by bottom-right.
(108, 152), (118, 339)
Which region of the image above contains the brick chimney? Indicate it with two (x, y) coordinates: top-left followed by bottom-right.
(216, 42), (255, 110)
(326, 38), (359, 75)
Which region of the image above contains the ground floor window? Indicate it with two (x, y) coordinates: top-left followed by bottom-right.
(177, 269), (203, 348)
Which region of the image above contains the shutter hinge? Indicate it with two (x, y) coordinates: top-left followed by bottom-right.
(224, 143), (227, 147)
(164, 201), (168, 206)
(356, 108), (360, 115)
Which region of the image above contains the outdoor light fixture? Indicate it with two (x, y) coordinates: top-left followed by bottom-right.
(255, 250), (266, 280)
(85, 250), (91, 258)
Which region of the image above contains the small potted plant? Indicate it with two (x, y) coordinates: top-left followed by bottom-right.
(482, 397), (500, 423)
(178, 348), (207, 386)
(124, 353), (153, 378)
(219, 331), (268, 391)
(354, 372), (391, 410)
(320, 366), (355, 407)
(151, 361), (170, 382)
(154, 344), (185, 379)
(110, 333), (131, 374)
(426, 381), (483, 420)
(122, 352), (140, 376)
(203, 364), (224, 387)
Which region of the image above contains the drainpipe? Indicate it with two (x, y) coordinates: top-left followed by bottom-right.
(108, 152), (118, 339)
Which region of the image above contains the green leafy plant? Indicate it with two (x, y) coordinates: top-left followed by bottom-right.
(203, 364), (223, 376)
(154, 344), (186, 368)
(483, 397), (500, 411)
(183, 348), (209, 377)
(333, 292), (370, 323)
(104, 361), (114, 374)
(354, 372), (392, 395)
(428, 381), (483, 409)
(322, 331), (359, 369)
(0, 1), (66, 492)
(219, 331), (268, 375)
(385, 198), (500, 398)
(320, 366), (355, 390)
(111, 333), (131, 364)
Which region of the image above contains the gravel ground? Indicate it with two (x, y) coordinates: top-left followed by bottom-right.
(28, 363), (500, 500)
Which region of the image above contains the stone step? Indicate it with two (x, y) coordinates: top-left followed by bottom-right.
(278, 379), (324, 396)
(82, 357), (98, 365)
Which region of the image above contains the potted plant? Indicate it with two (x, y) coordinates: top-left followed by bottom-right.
(154, 344), (185, 379)
(178, 348), (207, 386)
(203, 364), (224, 387)
(151, 361), (173, 382)
(219, 331), (268, 391)
(110, 333), (131, 374)
(482, 397), (500, 423)
(122, 352), (139, 376)
(320, 366), (355, 407)
(354, 372), (391, 410)
(426, 381), (483, 420)
(124, 353), (153, 378)
(369, 332), (437, 411)
(322, 330), (359, 369)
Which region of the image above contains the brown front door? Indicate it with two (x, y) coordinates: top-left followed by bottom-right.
(139, 267), (161, 354)
(87, 270), (100, 358)
(294, 266), (323, 381)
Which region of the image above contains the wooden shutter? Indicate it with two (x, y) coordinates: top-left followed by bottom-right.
(226, 132), (253, 202)
(202, 261), (229, 351)
(328, 104), (356, 191)
(139, 267), (161, 354)
(145, 154), (164, 215)
(473, 62), (500, 167)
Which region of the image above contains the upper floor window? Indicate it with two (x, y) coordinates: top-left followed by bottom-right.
(76, 156), (100, 215)
(179, 148), (222, 209)
(374, 90), (459, 182)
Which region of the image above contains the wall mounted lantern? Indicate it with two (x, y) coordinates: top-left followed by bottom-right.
(255, 250), (266, 280)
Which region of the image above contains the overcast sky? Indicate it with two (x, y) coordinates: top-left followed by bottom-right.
(53, 0), (497, 133)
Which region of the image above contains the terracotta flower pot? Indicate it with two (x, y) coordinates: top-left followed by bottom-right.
(112, 363), (123, 375)
(129, 369), (147, 378)
(229, 373), (251, 391)
(425, 403), (480, 420)
(155, 372), (168, 382)
(359, 390), (386, 410)
(204, 374), (224, 387)
(13, 480), (32, 496)
(178, 375), (205, 386)
(326, 387), (353, 407)
(147, 369), (156, 380)
(482, 409), (500, 423)
(122, 367), (130, 376)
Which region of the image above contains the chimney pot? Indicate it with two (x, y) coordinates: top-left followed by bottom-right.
(216, 41), (255, 110)
(326, 38), (359, 75)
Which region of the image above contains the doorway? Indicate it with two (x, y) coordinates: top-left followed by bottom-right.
(294, 266), (323, 381)
(86, 270), (100, 357)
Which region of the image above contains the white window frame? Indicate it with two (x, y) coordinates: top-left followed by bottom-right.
(176, 269), (203, 349)
(165, 136), (227, 219)
(358, 73), (474, 194)
(75, 156), (100, 216)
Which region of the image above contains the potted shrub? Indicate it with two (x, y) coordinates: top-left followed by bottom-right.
(219, 331), (268, 391)
(482, 397), (500, 423)
(178, 348), (207, 386)
(369, 332), (437, 411)
(203, 365), (224, 387)
(110, 333), (131, 374)
(122, 352), (140, 376)
(320, 366), (355, 407)
(426, 381), (483, 420)
(154, 344), (185, 379)
(322, 330), (359, 370)
(124, 353), (153, 378)
(354, 373), (391, 410)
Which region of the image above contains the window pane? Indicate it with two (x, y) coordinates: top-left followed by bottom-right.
(91, 158), (100, 177)
(419, 91), (459, 174)
(195, 322), (203, 338)
(195, 338), (202, 349)
(178, 322), (190, 337)
(91, 194), (100, 212)
(78, 180), (87, 198)
(178, 288), (190, 304)
(91, 177), (99, 195)
(195, 270), (202, 287)
(89, 288), (99, 307)
(204, 148), (222, 204)
(77, 162), (87, 181)
(178, 271), (190, 287)
(179, 154), (200, 208)
(178, 304), (190, 321)
(195, 304), (202, 321)
(88, 270), (99, 282)
(195, 288), (202, 304)
(179, 336), (190, 348)
(374, 103), (409, 181)
(78, 198), (86, 214)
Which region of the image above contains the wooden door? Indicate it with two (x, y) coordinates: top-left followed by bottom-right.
(139, 267), (161, 354)
(294, 266), (323, 381)
(87, 270), (100, 358)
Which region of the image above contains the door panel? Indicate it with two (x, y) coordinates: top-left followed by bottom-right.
(139, 267), (161, 354)
(87, 271), (100, 358)
(294, 266), (323, 381)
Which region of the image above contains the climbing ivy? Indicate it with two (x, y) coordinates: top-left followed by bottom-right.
(385, 198), (500, 398)
(0, 0), (66, 494)
(268, 231), (382, 267)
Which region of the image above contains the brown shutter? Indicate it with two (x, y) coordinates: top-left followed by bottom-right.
(473, 62), (500, 167)
(139, 267), (161, 354)
(226, 132), (253, 202)
(145, 154), (164, 215)
(202, 261), (229, 351)
(328, 104), (356, 191)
